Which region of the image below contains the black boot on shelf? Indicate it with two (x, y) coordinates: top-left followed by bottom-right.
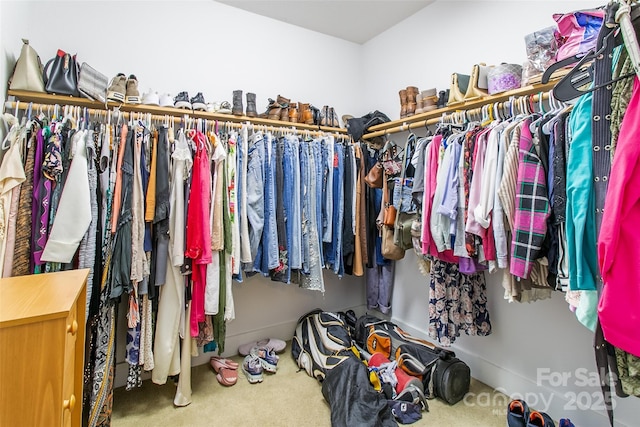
(232, 89), (243, 116)
(246, 92), (257, 118)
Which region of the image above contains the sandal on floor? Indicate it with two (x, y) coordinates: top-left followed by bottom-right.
(216, 367), (238, 387)
(210, 356), (239, 372)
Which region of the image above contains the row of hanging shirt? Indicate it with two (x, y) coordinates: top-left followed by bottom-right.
(0, 103), (371, 396)
(407, 93), (587, 328)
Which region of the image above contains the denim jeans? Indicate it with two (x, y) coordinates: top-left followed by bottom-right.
(321, 136), (334, 243)
(299, 141), (310, 274)
(311, 140), (324, 267)
(301, 140), (324, 292)
(244, 132), (265, 271)
(366, 261), (395, 314)
(288, 136), (302, 270)
(256, 133), (279, 274)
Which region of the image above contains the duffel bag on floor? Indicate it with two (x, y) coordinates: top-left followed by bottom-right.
(356, 314), (471, 405)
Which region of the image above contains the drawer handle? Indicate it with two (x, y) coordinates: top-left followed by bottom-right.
(63, 394), (76, 412)
(66, 320), (78, 336)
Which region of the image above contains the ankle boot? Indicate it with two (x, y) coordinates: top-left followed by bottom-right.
(280, 104), (290, 122)
(415, 93), (424, 115)
(437, 90), (448, 109)
(276, 95), (290, 108)
(232, 90), (243, 116)
(399, 89), (407, 119)
(246, 92), (257, 118)
(299, 103), (313, 125)
(261, 98), (282, 120)
(289, 102), (299, 123)
(406, 86), (418, 117)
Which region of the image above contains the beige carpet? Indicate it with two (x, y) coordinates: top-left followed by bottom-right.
(112, 349), (509, 427)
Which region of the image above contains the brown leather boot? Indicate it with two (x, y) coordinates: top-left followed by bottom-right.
(263, 98), (281, 120)
(299, 103), (313, 125)
(406, 86), (419, 117)
(399, 89), (407, 119)
(280, 104), (290, 122)
(289, 102), (299, 123)
(276, 95), (290, 107)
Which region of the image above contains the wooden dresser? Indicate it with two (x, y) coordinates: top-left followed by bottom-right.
(0, 269), (89, 427)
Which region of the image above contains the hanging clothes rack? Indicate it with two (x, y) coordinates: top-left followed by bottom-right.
(5, 89), (349, 135)
(362, 81), (557, 140)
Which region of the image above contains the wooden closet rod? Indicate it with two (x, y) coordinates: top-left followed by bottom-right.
(4, 100), (350, 139)
(363, 91), (552, 140)
(4, 90), (349, 134)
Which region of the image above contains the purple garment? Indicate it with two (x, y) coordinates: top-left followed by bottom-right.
(458, 256), (488, 274)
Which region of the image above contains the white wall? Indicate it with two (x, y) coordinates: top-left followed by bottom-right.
(0, 0), (368, 385)
(366, 2), (637, 426)
(1, 0), (365, 120)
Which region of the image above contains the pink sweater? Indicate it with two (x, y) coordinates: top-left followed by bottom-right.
(598, 77), (640, 358)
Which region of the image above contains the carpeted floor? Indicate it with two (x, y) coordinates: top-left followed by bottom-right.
(112, 348), (509, 427)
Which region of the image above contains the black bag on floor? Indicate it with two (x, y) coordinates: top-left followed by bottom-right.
(291, 308), (353, 382)
(355, 314), (471, 405)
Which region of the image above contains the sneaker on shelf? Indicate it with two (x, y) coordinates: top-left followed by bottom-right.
(106, 73), (126, 103)
(142, 90), (159, 106)
(218, 101), (232, 114)
(238, 338), (287, 356)
(250, 346), (279, 373)
(174, 91), (191, 109)
(206, 102), (220, 113)
(125, 74), (141, 104)
(242, 354), (264, 384)
(191, 92), (207, 111)
(159, 93), (173, 108)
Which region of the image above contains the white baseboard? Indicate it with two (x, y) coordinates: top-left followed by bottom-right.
(391, 318), (631, 427)
(114, 303), (367, 389)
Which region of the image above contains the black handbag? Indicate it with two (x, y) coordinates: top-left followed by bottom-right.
(43, 49), (79, 96)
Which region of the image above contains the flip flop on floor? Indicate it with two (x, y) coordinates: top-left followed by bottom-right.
(210, 356), (239, 372)
(216, 366), (238, 386)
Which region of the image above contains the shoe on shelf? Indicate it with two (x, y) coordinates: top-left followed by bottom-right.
(250, 346), (279, 373)
(206, 102), (220, 113)
(141, 90), (159, 106)
(174, 91), (191, 109)
(232, 89), (243, 116)
(191, 92), (207, 111)
(159, 93), (173, 108)
(106, 73), (126, 103)
(238, 338), (286, 356)
(242, 354), (264, 384)
(527, 411), (555, 427)
(246, 92), (257, 118)
(125, 74), (141, 104)
(218, 101), (232, 114)
(507, 399), (530, 427)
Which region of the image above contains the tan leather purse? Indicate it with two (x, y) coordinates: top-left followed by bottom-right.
(365, 162), (383, 188)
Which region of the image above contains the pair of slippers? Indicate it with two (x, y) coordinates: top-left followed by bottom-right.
(210, 357), (239, 386)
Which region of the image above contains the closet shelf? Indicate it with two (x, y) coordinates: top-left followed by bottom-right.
(362, 81), (557, 139)
(6, 90), (348, 134)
